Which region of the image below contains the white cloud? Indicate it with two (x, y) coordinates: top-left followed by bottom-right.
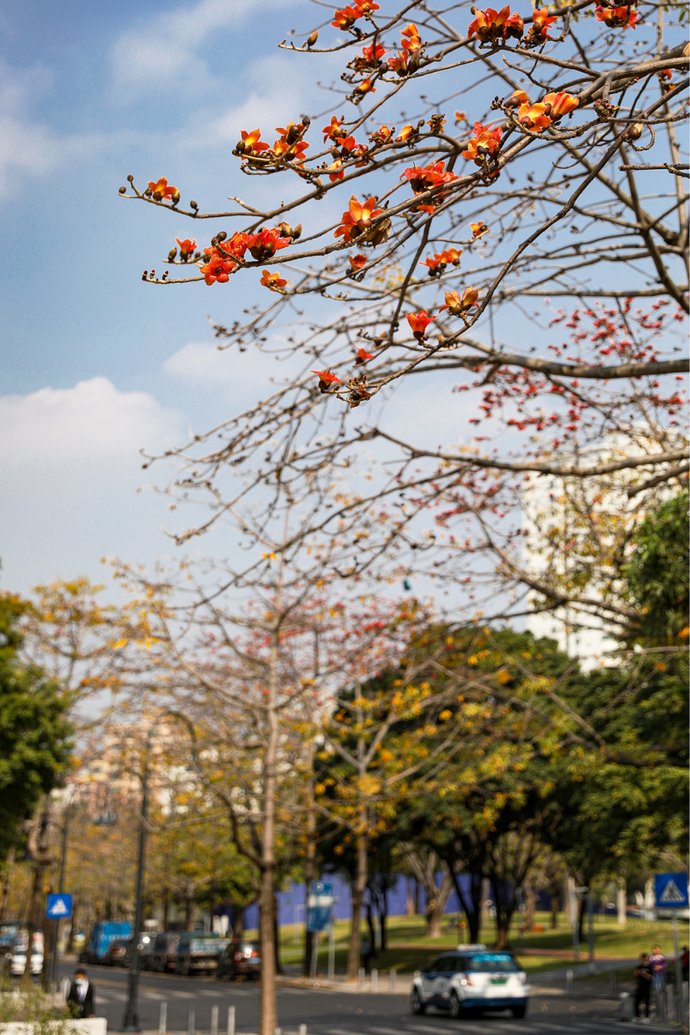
(164, 341), (272, 403)
(110, 0), (304, 101)
(0, 378), (185, 592)
(0, 377), (182, 468)
(0, 60), (106, 201)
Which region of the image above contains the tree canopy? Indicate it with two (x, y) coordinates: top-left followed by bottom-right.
(0, 594), (73, 861)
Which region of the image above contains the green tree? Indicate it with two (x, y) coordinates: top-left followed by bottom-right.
(0, 593), (73, 860)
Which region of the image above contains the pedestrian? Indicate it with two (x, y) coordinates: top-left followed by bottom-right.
(66, 968), (95, 1018)
(649, 943), (667, 996)
(632, 952), (652, 1024)
(681, 945), (689, 983)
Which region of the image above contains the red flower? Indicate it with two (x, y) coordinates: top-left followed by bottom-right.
(334, 196), (383, 244)
(147, 177), (180, 204)
(421, 247), (462, 275)
(323, 115), (347, 142)
(246, 227), (291, 262)
(312, 370), (342, 390)
(595, 5), (638, 27)
(401, 23), (422, 51)
(468, 6), (524, 42)
(260, 269), (287, 291)
(406, 310), (435, 339)
(176, 238), (197, 260)
(461, 122), (503, 172)
(524, 6), (558, 43)
(355, 347), (374, 362)
(349, 254), (368, 271)
(542, 91), (579, 118)
(402, 161), (458, 194)
(236, 129), (270, 156)
(331, 0), (379, 30)
(199, 254), (235, 286)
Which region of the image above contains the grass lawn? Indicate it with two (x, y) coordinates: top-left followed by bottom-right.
(272, 912), (690, 977)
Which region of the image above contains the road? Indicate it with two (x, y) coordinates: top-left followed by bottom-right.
(60, 962), (632, 1035)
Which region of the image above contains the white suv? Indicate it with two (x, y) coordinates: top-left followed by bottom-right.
(410, 945), (529, 1019)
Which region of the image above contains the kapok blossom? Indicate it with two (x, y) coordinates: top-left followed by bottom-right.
(421, 248), (462, 275)
(461, 122), (503, 165)
(312, 370), (342, 390)
(401, 22), (423, 51)
(199, 254), (235, 286)
(246, 228), (292, 262)
(147, 177), (180, 203)
(235, 129), (270, 156)
(323, 115), (348, 142)
(331, 0), (379, 30)
(440, 287), (480, 314)
(355, 347), (374, 362)
(467, 6), (525, 43)
(334, 196), (383, 244)
(406, 310), (436, 339)
(349, 254), (368, 271)
(402, 161), (459, 194)
(470, 221), (489, 239)
(524, 6), (558, 43)
(595, 5), (638, 28)
(260, 269), (288, 291)
(176, 238), (197, 259)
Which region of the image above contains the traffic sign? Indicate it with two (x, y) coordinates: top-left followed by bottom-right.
(307, 881), (334, 932)
(654, 873), (689, 909)
(46, 893), (73, 919)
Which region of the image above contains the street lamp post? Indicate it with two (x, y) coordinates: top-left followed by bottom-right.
(122, 730), (153, 1033)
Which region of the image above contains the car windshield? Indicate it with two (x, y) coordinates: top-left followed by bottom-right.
(465, 954), (519, 973)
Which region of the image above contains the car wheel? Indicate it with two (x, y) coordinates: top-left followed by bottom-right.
(410, 988), (426, 1015)
(449, 991), (463, 1019)
(511, 1003), (528, 1019)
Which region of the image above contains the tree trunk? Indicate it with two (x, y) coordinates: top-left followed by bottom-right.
(346, 820), (368, 980)
(405, 877), (417, 917)
(258, 629), (280, 1035)
(617, 879), (627, 927)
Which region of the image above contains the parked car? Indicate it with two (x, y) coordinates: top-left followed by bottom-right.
(409, 945), (529, 1019)
(9, 937), (43, 978)
(80, 921), (133, 964)
(216, 939), (261, 981)
(149, 932), (181, 973)
(175, 933), (226, 976)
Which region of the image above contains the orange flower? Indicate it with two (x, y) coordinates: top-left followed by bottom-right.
(396, 123), (422, 143)
(401, 23), (422, 51)
(260, 269), (288, 291)
(595, 5), (638, 27)
(355, 347), (374, 362)
(543, 91), (579, 118)
(402, 161), (458, 194)
(421, 247), (462, 275)
(199, 254), (235, 285)
(323, 115), (347, 142)
(176, 238), (197, 259)
(440, 287), (480, 314)
(349, 254), (367, 271)
(352, 78), (376, 100)
(147, 177), (180, 203)
(525, 5), (558, 42)
(470, 221), (489, 239)
(327, 159), (345, 182)
(369, 124), (393, 146)
(461, 122), (503, 166)
(312, 369), (342, 390)
(517, 100), (552, 132)
(246, 227), (291, 262)
(334, 196), (383, 244)
(236, 129), (270, 156)
(406, 309), (435, 339)
(467, 5), (524, 42)
(331, 0), (379, 30)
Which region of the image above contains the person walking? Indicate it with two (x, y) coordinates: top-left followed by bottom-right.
(632, 952), (652, 1024)
(66, 968), (95, 1018)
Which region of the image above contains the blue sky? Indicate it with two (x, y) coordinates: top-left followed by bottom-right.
(1, 0), (333, 593)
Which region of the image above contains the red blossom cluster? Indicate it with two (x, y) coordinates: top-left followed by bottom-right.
(595, 5), (638, 28)
(233, 121), (310, 169)
(331, 0), (380, 31)
(461, 122), (503, 178)
(467, 5), (525, 43)
(199, 224), (296, 285)
(510, 89), (579, 132)
(421, 248), (462, 276)
(388, 22), (424, 76)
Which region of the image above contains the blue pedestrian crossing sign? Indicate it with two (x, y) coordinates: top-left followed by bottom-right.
(654, 873), (689, 909)
(307, 881), (334, 932)
(46, 893), (73, 919)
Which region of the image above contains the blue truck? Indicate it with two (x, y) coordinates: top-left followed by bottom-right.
(82, 921), (133, 964)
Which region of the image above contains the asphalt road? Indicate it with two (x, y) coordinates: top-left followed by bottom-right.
(57, 961), (635, 1035)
